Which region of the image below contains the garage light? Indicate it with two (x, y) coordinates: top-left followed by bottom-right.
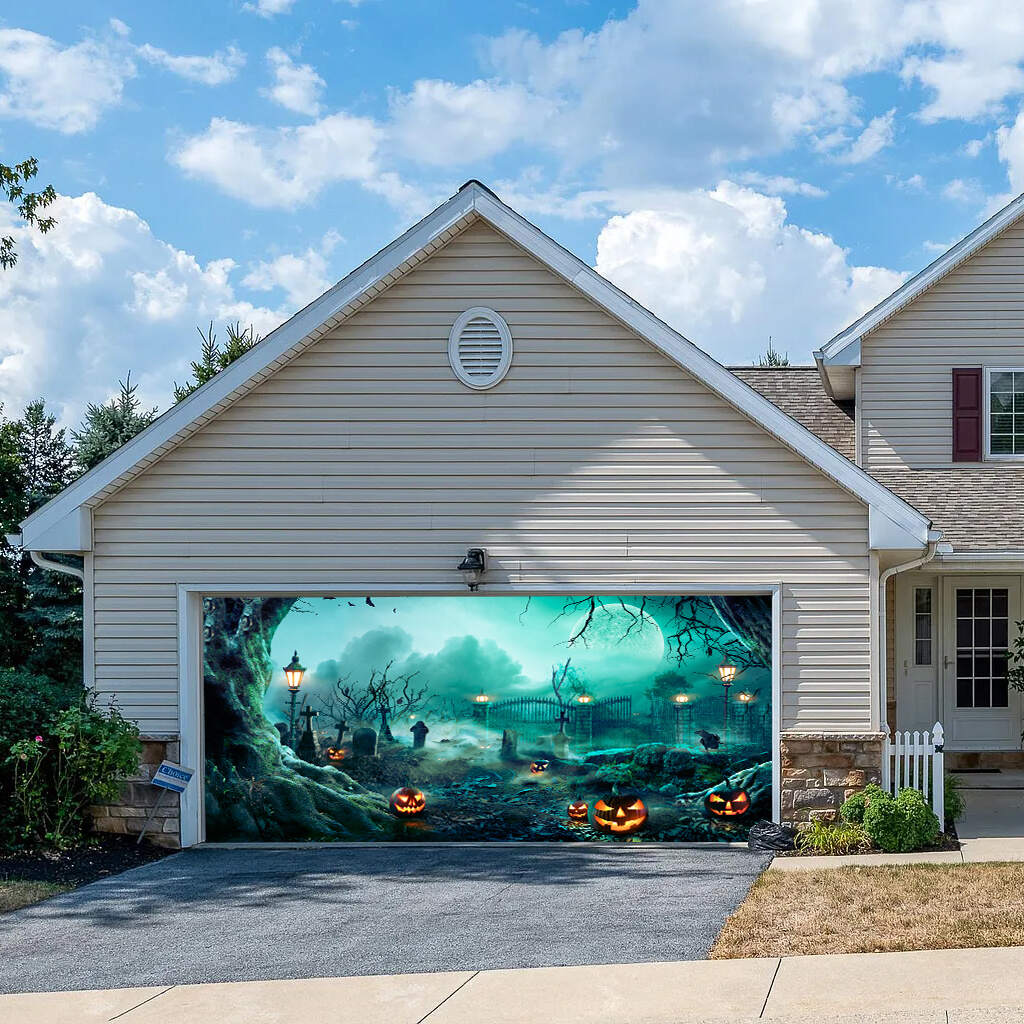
(457, 547), (487, 590)
(284, 650), (306, 692)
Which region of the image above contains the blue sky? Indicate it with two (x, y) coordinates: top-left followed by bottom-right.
(3, 1), (1024, 425)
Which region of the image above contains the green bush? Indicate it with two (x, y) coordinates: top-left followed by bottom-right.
(945, 772), (966, 824)
(795, 820), (871, 855)
(850, 786), (940, 853)
(5, 694), (141, 850)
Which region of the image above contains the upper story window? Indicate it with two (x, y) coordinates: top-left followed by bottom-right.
(986, 368), (1024, 458)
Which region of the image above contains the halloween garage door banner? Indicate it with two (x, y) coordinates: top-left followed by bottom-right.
(203, 595), (772, 842)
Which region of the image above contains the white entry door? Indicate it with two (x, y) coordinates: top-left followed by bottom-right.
(942, 577), (1022, 750)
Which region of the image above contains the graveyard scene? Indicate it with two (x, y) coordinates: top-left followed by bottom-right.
(202, 594), (773, 842)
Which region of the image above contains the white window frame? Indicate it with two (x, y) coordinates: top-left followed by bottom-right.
(983, 366), (1024, 461)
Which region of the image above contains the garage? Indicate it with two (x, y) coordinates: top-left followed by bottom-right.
(199, 592), (775, 843)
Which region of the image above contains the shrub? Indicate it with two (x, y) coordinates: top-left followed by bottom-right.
(795, 820), (871, 855)
(839, 782), (886, 826)
(5, 696), (141, 850)
(945, 772), (966, 824)
(857, 786), (940, 853)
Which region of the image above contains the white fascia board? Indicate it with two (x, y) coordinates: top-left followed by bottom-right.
(22, 180), (931, 554)
(21, 506), (91, 553)
(821, 190), (1024, 366)
(19, 188), (478, 545)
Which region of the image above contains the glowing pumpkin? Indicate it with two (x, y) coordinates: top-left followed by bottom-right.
(704, 788), (751, 818)
(567, 799), (589, 821)
(530, 760), (550, 774)
(390, 786), (426, 817)
(592, 794), (648, 835)
(326, 747), (345, 763)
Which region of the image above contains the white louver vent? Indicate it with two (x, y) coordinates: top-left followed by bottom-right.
(447, 307), (513, 389)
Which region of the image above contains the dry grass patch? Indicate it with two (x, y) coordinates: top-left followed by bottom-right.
(0, 879), (66, 913)
(711, 863), (1024, 959)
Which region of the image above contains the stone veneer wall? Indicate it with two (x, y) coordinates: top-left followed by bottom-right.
(780, 733), (885, 822)
(90, 738), (181, 848)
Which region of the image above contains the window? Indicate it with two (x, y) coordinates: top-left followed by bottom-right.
(987, 368), (1024, 457)
(955, 587), (1009, 709)
(448, 307), (513, 390)
(914, 587), (933, 666)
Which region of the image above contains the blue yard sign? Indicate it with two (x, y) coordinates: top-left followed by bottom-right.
(152, 761), (194, 793)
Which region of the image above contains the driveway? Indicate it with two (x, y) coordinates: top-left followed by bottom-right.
(0, 845), (770, 994)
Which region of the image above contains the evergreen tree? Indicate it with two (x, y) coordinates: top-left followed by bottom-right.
(173, 322), (260, 403)
(16, 401), (80, 685)
(0, 405), (27, 668)
(756, 338), (790, 367)
(72, 374), (158, 472)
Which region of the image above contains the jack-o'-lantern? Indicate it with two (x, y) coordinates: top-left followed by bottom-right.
(390, 786), (426, 817)
(592, 794), (648, 834)
(326, 747), (345, 763)
(567, 799), (589, 821)
(704, 788), (751, 818)
(530, 760), (550, 774)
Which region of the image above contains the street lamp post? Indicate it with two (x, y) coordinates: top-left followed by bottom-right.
(283, 650), (306, 749)
(717, 660), (737, 734)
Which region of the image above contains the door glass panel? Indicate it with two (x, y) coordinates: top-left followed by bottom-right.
(914, 587), (933, 666)
(955, 587), (1010, 709)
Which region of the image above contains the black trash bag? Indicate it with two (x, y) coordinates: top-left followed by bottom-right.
(747, 818), (797, 852)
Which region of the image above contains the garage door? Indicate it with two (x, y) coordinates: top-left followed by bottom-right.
(202, 594), (772, 842)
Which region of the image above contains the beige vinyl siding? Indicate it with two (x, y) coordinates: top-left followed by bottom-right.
(862, 216), (1024, 469)
(91, 219), (873, 735)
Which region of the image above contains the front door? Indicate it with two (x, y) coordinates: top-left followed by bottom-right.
(942, 577), (1022, 750)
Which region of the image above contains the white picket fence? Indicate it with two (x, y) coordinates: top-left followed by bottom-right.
(881, 722), (945, 823)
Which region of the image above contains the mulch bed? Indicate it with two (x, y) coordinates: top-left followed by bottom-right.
(0, 834), (171, 888)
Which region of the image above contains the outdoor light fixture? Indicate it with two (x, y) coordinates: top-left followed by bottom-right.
(284, 650), (306, 692)
(717, 660), (738, 683)
(576, 693), (593, 704)
(673, 693), (690, 704)
(737, 691), (752, 704)
(458, 547), (487, 590)
(474, 691), (490, 704)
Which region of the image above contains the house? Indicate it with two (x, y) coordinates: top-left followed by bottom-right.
(14, 179), (1018, 848)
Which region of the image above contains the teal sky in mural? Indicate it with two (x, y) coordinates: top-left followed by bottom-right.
(266, 595), (770, 721)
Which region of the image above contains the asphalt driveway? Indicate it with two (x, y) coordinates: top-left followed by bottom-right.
(0, 845), (770, 994)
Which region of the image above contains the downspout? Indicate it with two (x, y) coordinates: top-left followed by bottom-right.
(877, 536), (952, 732)
(4, 533), (85, 581)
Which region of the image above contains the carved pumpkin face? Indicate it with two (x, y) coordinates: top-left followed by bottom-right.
(326, 747), (345, 763)
(567, 799), (589, 821)
(390, 786), (426, 817)
(592, 795), (648, 834)
(705, 788), (751, 818)
(530, 760), (550, 774)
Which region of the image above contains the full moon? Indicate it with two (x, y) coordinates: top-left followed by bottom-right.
(569, 603), (666, 663)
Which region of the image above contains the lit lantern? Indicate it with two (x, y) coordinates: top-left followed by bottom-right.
(575, 693), (593, 705)
(390, 786), (426, 817)
(530, 760), (550, 774)
(284, 650), (306, 693)
(567, 799), (589, 821)
(704, 787), (752, 819)
(592, 794), (648, 835)
(673, 693), (690, 704)
(736, 691), (753, 705)
(474, 692), (490, 704)
(717, 661), (738, 684)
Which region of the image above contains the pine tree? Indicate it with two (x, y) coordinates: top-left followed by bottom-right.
(173, 322), (261, 403)
(756, 337), (790, 367)
(18, 399), (73, 512)
(71, 374), (158, 473)
(0, 405), (27, 668)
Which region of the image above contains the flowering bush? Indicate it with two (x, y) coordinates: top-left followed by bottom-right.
(6, 698), (140, 850)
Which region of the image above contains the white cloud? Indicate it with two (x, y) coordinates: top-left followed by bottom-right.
(833, 108), (896, 164)
(887, 172), (925, 190)
(263, 47), (325, 115)
(0, 193), (282, 426)
(942, 177), (984, 204)
(735, 172), (827, 198)
(0, 28), (134, 133)
(997, 110), (1024, 194)
(963, 137), (987, 158)
(138, 43), (245, 86)
(173, 113), (381, 208)
(243, 0), (298, 16)
(389, 79), (550, 165)
(593, 181), (905, 364)
(242, 230), (341, 307)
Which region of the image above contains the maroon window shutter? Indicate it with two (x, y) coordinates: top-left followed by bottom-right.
(952, 367), (983, 461)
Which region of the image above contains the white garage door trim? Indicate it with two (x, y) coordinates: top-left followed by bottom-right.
(178, 581), (783, 848)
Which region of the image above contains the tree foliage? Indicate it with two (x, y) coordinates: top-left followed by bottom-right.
(173, 322), (261, 403)
(71, 374), (158, 472)
(0, 157), (57, 271)
(756, 338), (790, 366)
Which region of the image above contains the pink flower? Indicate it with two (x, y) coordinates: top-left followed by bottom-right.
(34, 735), (43, 742)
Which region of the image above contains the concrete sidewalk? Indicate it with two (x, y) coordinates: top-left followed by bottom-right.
(771, 838), (1024, 869)
(8, 946), (1024, 1024)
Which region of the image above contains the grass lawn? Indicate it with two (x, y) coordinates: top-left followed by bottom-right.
(711, 863), (1024, 959)
(0, 879), (67, 913)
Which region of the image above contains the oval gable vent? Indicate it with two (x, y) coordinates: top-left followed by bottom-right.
(448, 307), (512, 389)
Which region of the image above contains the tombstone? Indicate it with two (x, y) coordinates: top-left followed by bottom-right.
(296, 706), (319, 764)
(500, 728), (518, 760)
(411, 720), (429, 749)
(352, 726), (378, 758)
(334, 720), (348, 748)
